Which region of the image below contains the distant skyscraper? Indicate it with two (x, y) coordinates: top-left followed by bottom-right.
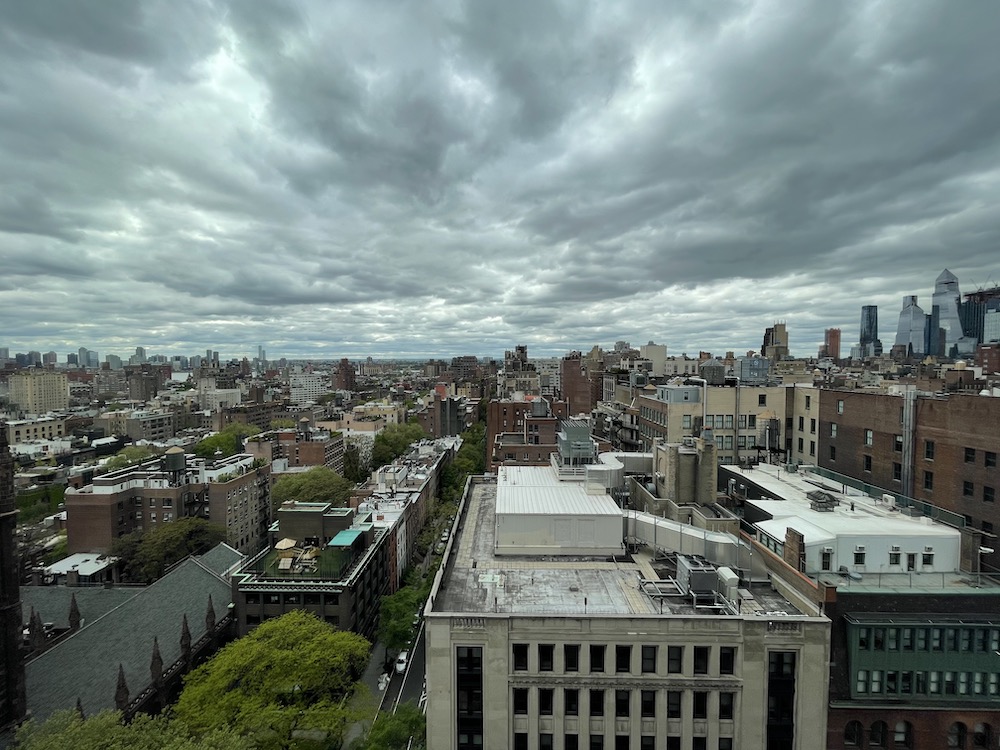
(822, 328), (841, 360)
(762, 322), (788, 360)
(42, 351), (57, 365)
(858, 306), (882, 357)
(894, 296), (926, 355)
(931, 269), (963, 355)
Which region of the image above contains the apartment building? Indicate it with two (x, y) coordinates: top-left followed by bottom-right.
(65, 450), (271, 555)
(425, 466), (830, 750)
(8, 371), (69, 414)
(486, 397), (569, 473)
(245, 424), (346, 475)
(5, 417), (66, 444)
(635, 384), (788, 464)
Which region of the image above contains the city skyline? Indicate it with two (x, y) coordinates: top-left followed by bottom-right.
(2, 2), (999, 359)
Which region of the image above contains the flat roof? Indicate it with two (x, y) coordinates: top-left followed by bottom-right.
(329, 529), (363, 547)
(45, 553), (115, 577)
(434, 481), (804, 618)
(723, 463), (961, 542)
(496, 466), (622, 516)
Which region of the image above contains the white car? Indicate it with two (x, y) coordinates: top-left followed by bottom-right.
(395, 650), (409, 675)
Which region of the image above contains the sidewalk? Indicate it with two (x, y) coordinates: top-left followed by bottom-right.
(343, 640), (391, 747)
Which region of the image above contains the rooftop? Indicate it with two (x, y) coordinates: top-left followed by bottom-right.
(433, 480), (803, 618)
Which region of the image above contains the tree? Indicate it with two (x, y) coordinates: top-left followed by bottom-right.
(173, 611), (370, 749)
(103, 445), (155, 471)
(270, 418), (297, 430)
(16, 709), (247, 750)
(342, 443), (368, 484)
(350, 703), (426, 750)
(375, 587), (420, 660)
(110, 517), (227, 583)
(371, 423), (426, 469)
(193, 423), (262, 459)
(271, 466), (352, 511)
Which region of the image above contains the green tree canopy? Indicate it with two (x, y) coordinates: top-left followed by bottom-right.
(271, 466), (352, 511)
(270, 418), (297, 430)
(16, 709), (247, 750)
(193, 423), (262, 459)
(375, 586), (422, 657)
(342, 443), (368, 484)
(110, 517), (227, 583)
(103, 445), (155, 471)
(350, 703), (426, 750)
(370, 423), (426, 469)
(173, 611), (370, 749)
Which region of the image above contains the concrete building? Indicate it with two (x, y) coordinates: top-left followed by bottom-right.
(124, 410), (176, 443)
(65, 451), (271, 556)
(425, 467), (830, 750)
(5, 417), (66, 445)
(245, 424), (346, 476)
(289, 370), (330, 405)
(8, 371), (69, 414)
(718, 462), (1000, 749)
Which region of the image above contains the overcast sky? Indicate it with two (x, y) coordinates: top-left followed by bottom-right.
(2, 1), (998, 362)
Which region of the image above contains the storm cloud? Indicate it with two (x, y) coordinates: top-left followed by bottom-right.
(2, 0), (998, 360)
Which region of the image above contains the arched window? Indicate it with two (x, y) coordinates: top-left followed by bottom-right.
(949, 722), (968, 749)
(894, 721), (913, 749)
(972, 723), (993, 749)
(845, 721), (864, 747)
(870, 721), (888, 747)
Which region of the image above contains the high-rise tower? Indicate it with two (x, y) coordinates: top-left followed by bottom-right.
(858, 306), (882, 357)
(0, 424), (26, 729)
(931, 269), (963, 355)
(894, 296), (926, 355)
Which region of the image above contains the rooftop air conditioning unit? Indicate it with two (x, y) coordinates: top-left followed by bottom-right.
(924, 546), (934, 553)
(855, 545), (866, 552)
(823, 546), (834, 553)
(891, 545), (900, 552)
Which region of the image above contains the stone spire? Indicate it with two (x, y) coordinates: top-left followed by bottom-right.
(68, 592), (81, 631)
(205, 594), (216, 632)
(114, 664), (129, 711)
(180, 613), (192, 665)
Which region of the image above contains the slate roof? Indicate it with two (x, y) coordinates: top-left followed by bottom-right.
(196, 542), (244, 577)
(26, 556), (232, 722)
(21, 586), (141, 630)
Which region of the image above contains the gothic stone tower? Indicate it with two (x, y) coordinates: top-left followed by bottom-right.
(0, 424), (25, 728)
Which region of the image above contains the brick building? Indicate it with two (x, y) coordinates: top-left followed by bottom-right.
(486, 398), (569, 473)
(65, 451), (271, 556)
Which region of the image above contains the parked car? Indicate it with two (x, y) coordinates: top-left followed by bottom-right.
(395, 650), (409, 675)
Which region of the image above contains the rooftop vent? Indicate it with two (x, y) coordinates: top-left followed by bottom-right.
(807, 490), (840, 512)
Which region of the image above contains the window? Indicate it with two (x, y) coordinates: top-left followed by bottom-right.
(615, 738), (629, 750)
(893, 462), (902, 481)
(965, 481), (975, 498)
(513, 644), (528, 671)
(810, 418), (816, 434)
(797, 437), (803, 453)
(565, 689), (579, 716)
(923, 552), (934, 566)
(539, 644), (554, 671)
(864, 429), (873, 446)
(854, 550), (866, 565)
(714, 415), (724, 429)
(566, 735), (579, 750)
(719, 692), (734, 720)
(805, 395), (811, 409)
(844, 721), (864, 747)
(724, 414), (733, 429)
(514, 733), (528, 750)
(667, 691), (681, 718)
(759, 394), (767, 406)
(925, 440), (935, 459)
(987, 452), (997, 468)
(719, 740), (733, 750)
(640, 690), (655, 718)
(539, 688), (554, 715)
(985, 486), (996, 503)
(640, 738), (654, 750)
(693, 691), (708, 719)
(829, 445), (837, 461)
(693, 740), (706, 750)
(864, 455), (872, 472)
(682, 414), (692, 429)
(589, 689), (604, 717)
(894, 721), (913, 748)
(924, 471), (934, 491)
(667, 741), (681, 750)
(809, 440), (816, 456)
(540, 735), (553, 750)
(616, 645), (631, 673)
(590, 644), (605, 673)
(831, 423), (838, 438)
(894, 434), (903, 452)
(856, 669), (868, 693)
(889, 551), (901, 565)
(966, 447), (976, 463)
(870, 721), (888, 747)
(589, 737), (604, 750)
(513, 688), (528, 715)
(798, 416), (804, 431)
(565, 644), (580, 672)
(838, 399), (844, 414)
(748, 414), (757, 428)
(641, 645), (657, 673)
(693, 646), (709, 674)
(615, 690), (630, 718)
(667, 646), (683, 673)
(720, 647), (736, 674)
